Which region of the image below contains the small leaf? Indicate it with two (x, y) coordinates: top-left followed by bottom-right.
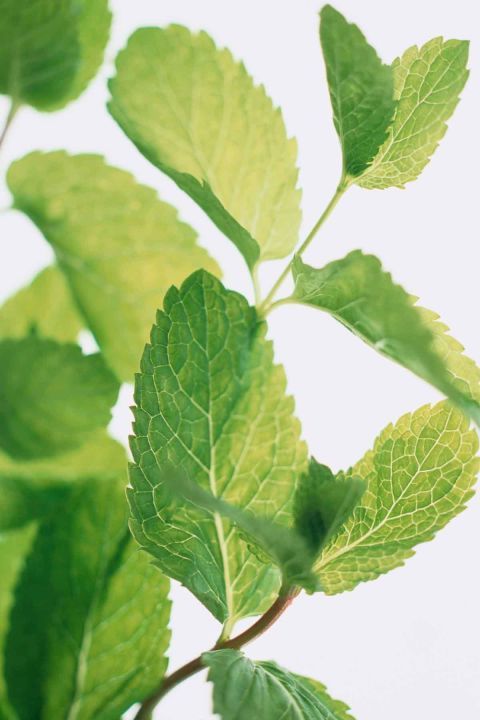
(319, 5), (395, 178)
(128, 270), (307, 624)
(295, 459), (365, 553)
(358, 37), (469, 188)
(0, 336), (119, 459)
(0, 0), (111, 111)
(162, 470), (318, 592)
(0, 525), (36, 720)
(5, 476), (171, 720)
(108, 25), (302, 269)
(0, 266), (83, 343)
(316, 402), (479, 593)
(8, 152), (219, 381)
(292, 252), (480, 425)
(204, 648), (356, 720)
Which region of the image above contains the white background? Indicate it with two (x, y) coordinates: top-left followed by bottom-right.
(1, 1), (479, 718)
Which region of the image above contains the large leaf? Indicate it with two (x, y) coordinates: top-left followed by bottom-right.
(108, 25), (302, 269)
(319, 5), (395, 178)
(4, 476), (171, 720)
(8, 152), (219, 380)
(204, 649), (355, 720)
(128, 270), (307, 626)
(358, 37), (469, 189)
(0, 0), (111, 111)
(0, 525), (36, 720)
(292, 252), (480, 425)
(0, 336), (119, 459)
(316, 402), (479, 593)
(0, 266), (83, 343)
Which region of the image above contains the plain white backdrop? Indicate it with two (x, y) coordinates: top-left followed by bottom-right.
(1, 1), (479, 718)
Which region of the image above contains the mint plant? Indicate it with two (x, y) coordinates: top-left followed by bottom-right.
(0, 3), (477, 719)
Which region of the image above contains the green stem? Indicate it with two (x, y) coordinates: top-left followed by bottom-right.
(0, 100), (19, 154)
(134, 587), (299, 720)
(258, 180), (349, 315)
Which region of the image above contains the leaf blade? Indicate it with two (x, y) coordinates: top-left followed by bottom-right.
(0, 336), (119, 459)
(358, 37), (469, 188)
(316, 402), (479, 593)
(7, 152), (219, 381)
(204, 649), (356, 720)
(292, 252), (480, 425)
(128, 270), (307, 624)
(319, 5), (395, 178)
(108, 25), (302, 268)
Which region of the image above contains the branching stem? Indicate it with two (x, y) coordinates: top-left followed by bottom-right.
(134, 587), (299, 719)
(0, 100), (19, 154)
(258, 180), (349, 315)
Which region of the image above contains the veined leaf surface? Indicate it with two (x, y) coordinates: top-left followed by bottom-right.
(316, 402), (479, 593)
(129, 270), (307, 624)
(358, 37), (469, 188)
(108, 25), (302, 269)
(204, 649), (355, 720)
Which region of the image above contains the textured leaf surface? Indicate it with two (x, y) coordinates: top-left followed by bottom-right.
(108, 25), (302, 268)
(0, 336), (119, 459)
(5, 476), (171, 720)
(292, 252), (480, 425)
(316, 402), (479, 593)
(163, 471), (318, 592)
(0, 266), (82, 343)
(0, 0), (111, 110)
(128, 270), (307, 624)
(358, 37), (469, 188)
(320, 6), (395, 177)
(8, 152), (219, 381)
(204, 649), (355, 720)
(0, 525), (36, 720)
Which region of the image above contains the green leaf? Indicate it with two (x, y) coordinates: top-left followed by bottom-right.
(315, 402), (479, 594)
(292, 252), (480, 425)
(358, 37), (469, 189)
(319, 5), (395, 178)
(108, 25), (302, 269)
(204, 649), (355, 720)
(162, 470), (318, 592)
(8, 152), (220, 381)
(294, 459), (365, 553)
(5, 476), (171, 720)
(0, 0), (111, 111)
(128, 270), (307, 625)
(0, 525), (36, 720)
(0, 336), (119, 459)
(0, 477), (69, 532)
(0, 266), (83, 343)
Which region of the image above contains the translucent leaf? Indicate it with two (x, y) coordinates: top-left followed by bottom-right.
(0, 0), (111, 111)
(358, 37), (469, 188)
(7, 152), (219, 381)
(316, 402), (479, 593)
(204, 649), (355, 720)
(108, 25), (302, 269)
(0, 266), (83, 343)
(4, 476), (171, 720)
(128, 270), (307, 625)
(0, 336), (119, 459)
(292, 252), (480, 425)
(320, 5), (395, 177)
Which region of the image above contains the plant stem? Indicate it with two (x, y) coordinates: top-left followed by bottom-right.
(258, 180), (349, 315)
(134, 587), (299, 719)
(0, 100), (19, 154)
